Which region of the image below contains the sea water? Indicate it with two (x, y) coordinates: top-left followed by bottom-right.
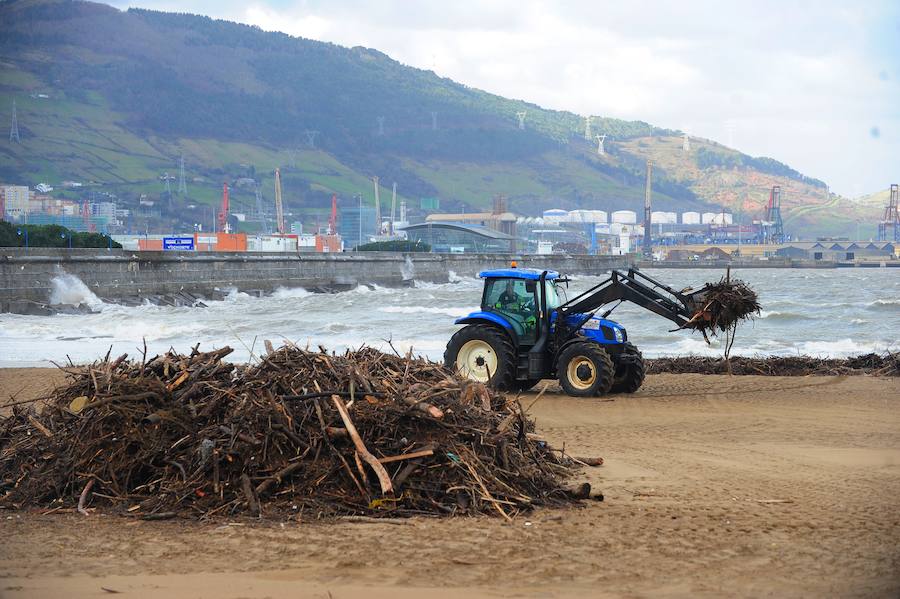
(0, 268), (897, 366)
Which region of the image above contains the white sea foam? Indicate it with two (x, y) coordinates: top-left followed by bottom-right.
(379, 305), (474, 318)
(795, 339), (895, 358)
(270, 287), (313, 299)
(867, 298), (900, 308)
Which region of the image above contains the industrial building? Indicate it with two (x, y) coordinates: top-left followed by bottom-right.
(424, 195), (517, 247)
(401, 222), (515, 253)
(339, 206), (376, 249)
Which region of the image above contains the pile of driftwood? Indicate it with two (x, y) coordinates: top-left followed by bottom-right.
(0, 345), (589, 520)
(647, 353), (899, 377)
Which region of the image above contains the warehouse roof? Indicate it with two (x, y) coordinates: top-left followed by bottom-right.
(401, 222), (515, 240)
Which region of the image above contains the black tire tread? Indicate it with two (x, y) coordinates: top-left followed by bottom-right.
(610, 342), (646, 393)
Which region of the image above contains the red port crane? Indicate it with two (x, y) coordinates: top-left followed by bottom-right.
(218, 183), (229, 233)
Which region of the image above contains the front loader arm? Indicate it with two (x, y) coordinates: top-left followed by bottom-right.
(559, 269), (704, 329)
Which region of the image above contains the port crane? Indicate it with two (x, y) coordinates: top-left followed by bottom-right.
(274, 169), (285, 234)
(763, 185), (784, 243)
(877, 184), (899, 242)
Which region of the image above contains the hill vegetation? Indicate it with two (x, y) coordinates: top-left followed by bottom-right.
(0, 0), (878, 238)
(0, 220), (122, 248)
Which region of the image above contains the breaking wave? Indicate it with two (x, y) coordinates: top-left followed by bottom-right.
(866, 298), (900, 309)
(48, 272), (103, 309)
(757, 310), (815, 322)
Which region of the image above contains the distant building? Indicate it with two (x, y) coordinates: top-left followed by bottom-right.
(340, 206), (376, 249)
(290, 221), (303, 235)
(92, 202), (117, 220)
(1, 185), (33, 220)
(35, 183), (53, 193)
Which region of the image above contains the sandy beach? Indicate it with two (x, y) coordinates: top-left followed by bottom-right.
(1, 368), (899, 598)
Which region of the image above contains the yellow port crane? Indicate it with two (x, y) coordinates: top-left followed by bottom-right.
(274, 168), (285, 234)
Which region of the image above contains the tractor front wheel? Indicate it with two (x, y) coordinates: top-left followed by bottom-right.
(444, 324), (516, 390)
(610, 342), (646, 394)
(557, 342), (614, 397)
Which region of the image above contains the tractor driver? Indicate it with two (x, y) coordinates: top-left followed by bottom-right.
(497, 280), (521, 310)
(495, 280), (538, 338)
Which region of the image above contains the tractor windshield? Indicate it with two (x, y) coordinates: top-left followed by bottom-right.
(483, 278), (539, 343)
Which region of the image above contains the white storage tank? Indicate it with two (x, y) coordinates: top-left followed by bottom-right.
(651, 211), (678, 224)
(542, 209), (568, 224)
(611, 210), (637, 224)
(709, 213), (733, 225)
(701, 212), (718, 224)
(565, 209), (607, 223)
(682, 211), (701, 224)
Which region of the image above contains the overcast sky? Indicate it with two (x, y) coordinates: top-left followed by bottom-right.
(112, 0), (900, 197)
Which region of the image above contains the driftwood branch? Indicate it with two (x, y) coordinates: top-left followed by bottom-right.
(331, 395), (393, 496)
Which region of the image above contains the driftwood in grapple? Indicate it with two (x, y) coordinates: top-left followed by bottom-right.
(0, 345), (590, 520)
(681, 277), (761, 337)
(647, 353), (899, 377)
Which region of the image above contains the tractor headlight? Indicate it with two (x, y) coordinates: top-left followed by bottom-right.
(582, 319), (600, 330)
(614, 328), (624, 342)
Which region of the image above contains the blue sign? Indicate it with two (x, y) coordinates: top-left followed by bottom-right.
(163, 236), (195, 251)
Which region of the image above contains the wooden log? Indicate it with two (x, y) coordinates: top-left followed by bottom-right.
(378, 448), (434, 464)
(572, 456), (604, 467)
(241, 473), (260, 516)
(255, 461), (304, 496)
(77, 478), (94, 516)
(27, 415), (52, 439)
(330, 395), (393, 495)
(401, 396), (444, 419)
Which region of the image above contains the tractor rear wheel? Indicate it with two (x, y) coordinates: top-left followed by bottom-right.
(557, 342), (614, 397)
(610, 342), (646, 394)
(444, 324), (516, 390)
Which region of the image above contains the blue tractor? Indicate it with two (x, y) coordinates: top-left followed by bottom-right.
(445, 265), (710, 396)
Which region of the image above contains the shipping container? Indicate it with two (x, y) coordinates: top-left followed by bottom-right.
(138, 238), (163, 251)
(315, 234), (342, 253)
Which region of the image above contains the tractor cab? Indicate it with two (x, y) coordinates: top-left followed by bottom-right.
(477, 268), (561, 345)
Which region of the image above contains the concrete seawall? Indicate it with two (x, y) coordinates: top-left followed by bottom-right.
(0, 249), (629, 307)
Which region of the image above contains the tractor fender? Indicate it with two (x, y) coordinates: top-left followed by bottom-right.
(554, 334), (616, 363)
(454, 312), (519, 345)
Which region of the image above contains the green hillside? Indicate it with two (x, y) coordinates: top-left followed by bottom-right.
(0, 0), (874, 238)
